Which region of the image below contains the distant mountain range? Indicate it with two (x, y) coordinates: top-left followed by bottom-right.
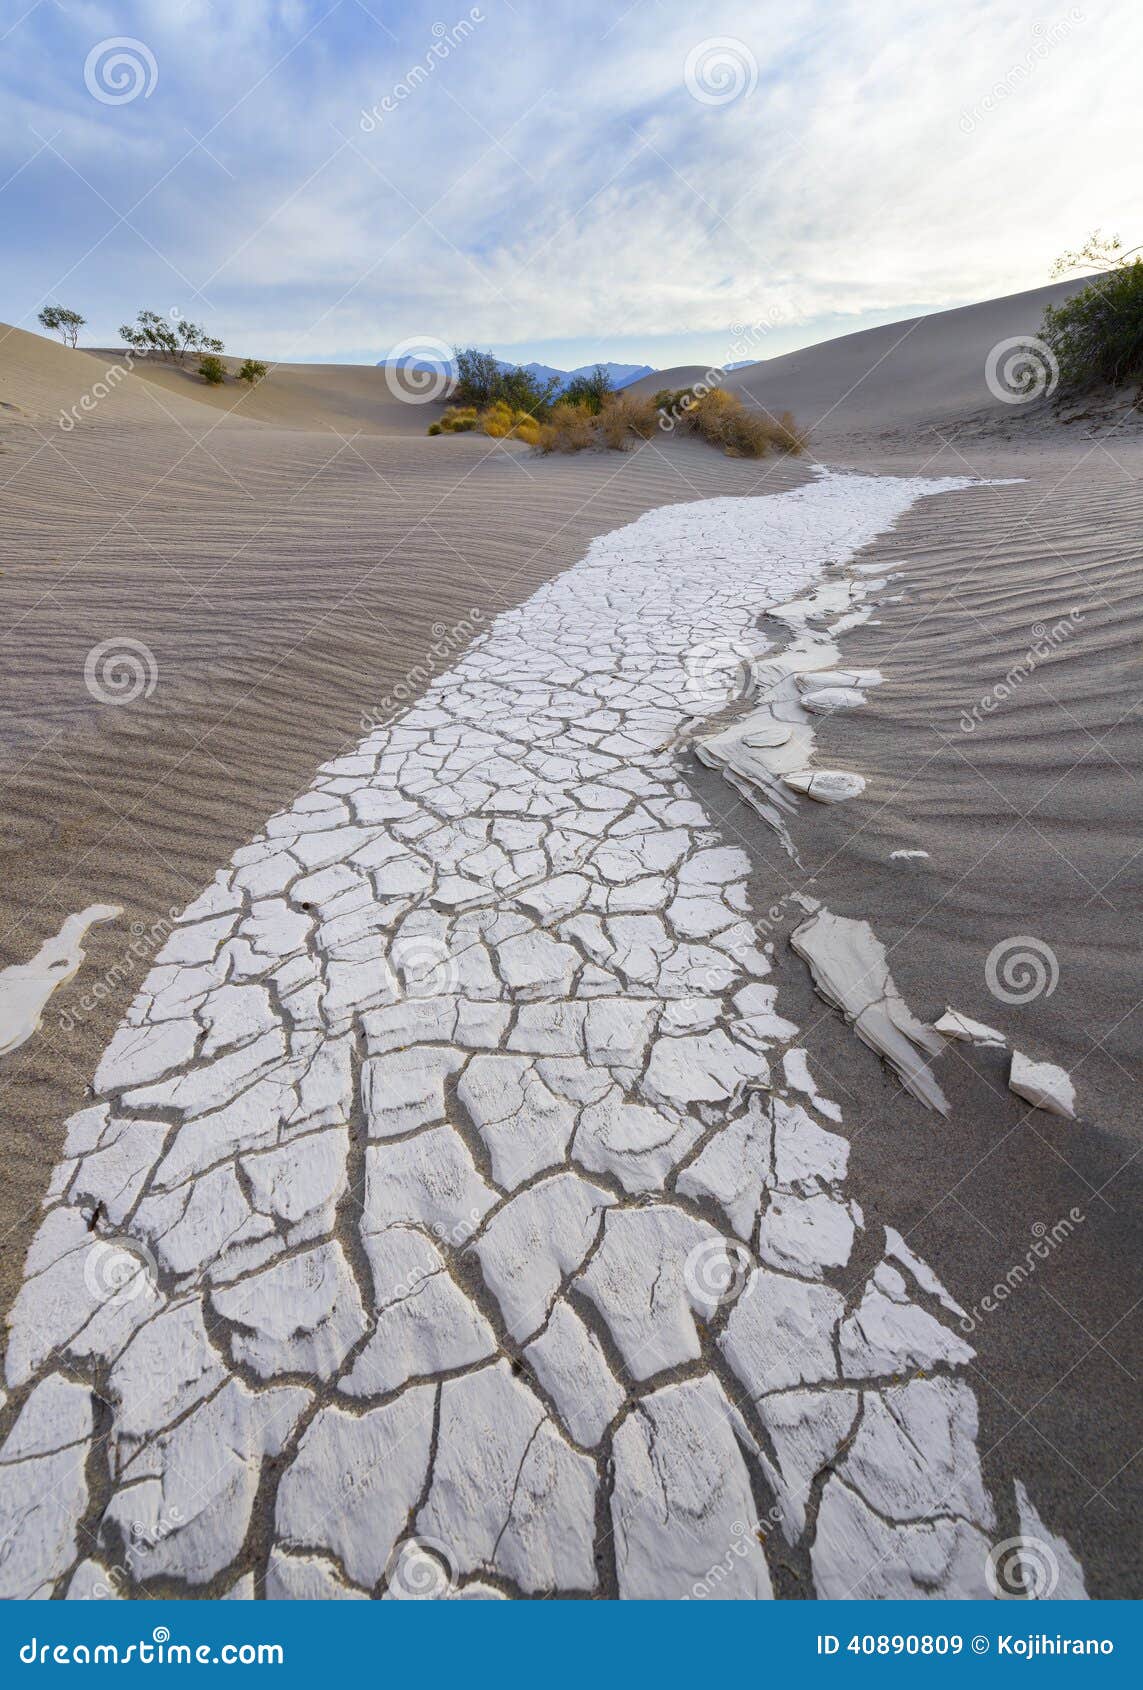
(376, 355), (655, 392)
(518, 361), (655, 391)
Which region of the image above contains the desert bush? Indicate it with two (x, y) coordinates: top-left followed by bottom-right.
(597, 393), (659, 449)
(1041, 258), (1143, 391)
(537, 401), (598, 452)
(561, 365), (614, 415)
(452, 346), (559, 416)
(480, 400), (514, 439)
(480, 401), (545, 443)
(236, 359), (268, 385)
(451, 347), (501, 406)
(120, 310), (224, 364)
(654, 385), (806, 457)
(435, 405), (477, 433)
(430, 371), (805, 457)
(197, 354), (227, 385)
(38, 305), (85, 348)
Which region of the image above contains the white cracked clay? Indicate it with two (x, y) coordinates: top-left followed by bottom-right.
(0, 475), (1081, 1600)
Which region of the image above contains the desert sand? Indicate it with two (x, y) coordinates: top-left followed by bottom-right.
(1, 291), (1139, 1600)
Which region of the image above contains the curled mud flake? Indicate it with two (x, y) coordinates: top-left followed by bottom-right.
(799, 686), (869, 714)
(1008, 1051), (1076, 1118)
(210, 1241), (369, 1380)
(812, 1477), (993, 1599)
(933, 1007), (1006, 1048)
(782, 768), (866, 804)
(0, 1378), (94, 1603)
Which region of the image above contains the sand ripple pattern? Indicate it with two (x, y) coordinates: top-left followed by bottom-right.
(0, 475), (1082, 1600)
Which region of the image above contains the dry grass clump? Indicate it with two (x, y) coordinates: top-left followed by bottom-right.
(536, 401), (597, 452)
(428, 405), (478, 435)
(428, 401), (543, 442)
(668, 388), (807, 457)
(597, 393), (660, 448)
(480, 401), (543, 445)
(537, 393), (660, 453)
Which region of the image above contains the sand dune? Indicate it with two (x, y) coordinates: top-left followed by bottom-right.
(0, 322), (441, 439)
(0, 321), (221, 433)
(88, 348), (440, 436)
(629, 277), (1096, 444)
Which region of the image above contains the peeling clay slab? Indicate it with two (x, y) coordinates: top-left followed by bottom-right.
(791, 907), (950, 1115)
(0, 473), (1082, 1602)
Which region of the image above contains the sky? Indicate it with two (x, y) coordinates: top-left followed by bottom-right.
(1, 0), (1140, 372)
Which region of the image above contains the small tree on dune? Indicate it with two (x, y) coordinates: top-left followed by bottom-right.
(119, 310), (224, 365)
(236, 359), (268, 385)
(38, 305), (86, 348)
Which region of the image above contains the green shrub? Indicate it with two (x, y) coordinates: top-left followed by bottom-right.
(236, 359), (268, 385)
(1041, 260), (1143, 391)
(560, 365), (613, 415)
(197, 354), (227, 385)
(452, 347), (560, 417)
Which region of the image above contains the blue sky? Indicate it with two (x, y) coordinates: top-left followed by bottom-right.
(1, 0), (1139, 370)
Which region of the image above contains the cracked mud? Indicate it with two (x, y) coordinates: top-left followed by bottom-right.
(0, 474), (1085, 1601)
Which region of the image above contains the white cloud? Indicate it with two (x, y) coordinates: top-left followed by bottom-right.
(1, 0), (1140, 362)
